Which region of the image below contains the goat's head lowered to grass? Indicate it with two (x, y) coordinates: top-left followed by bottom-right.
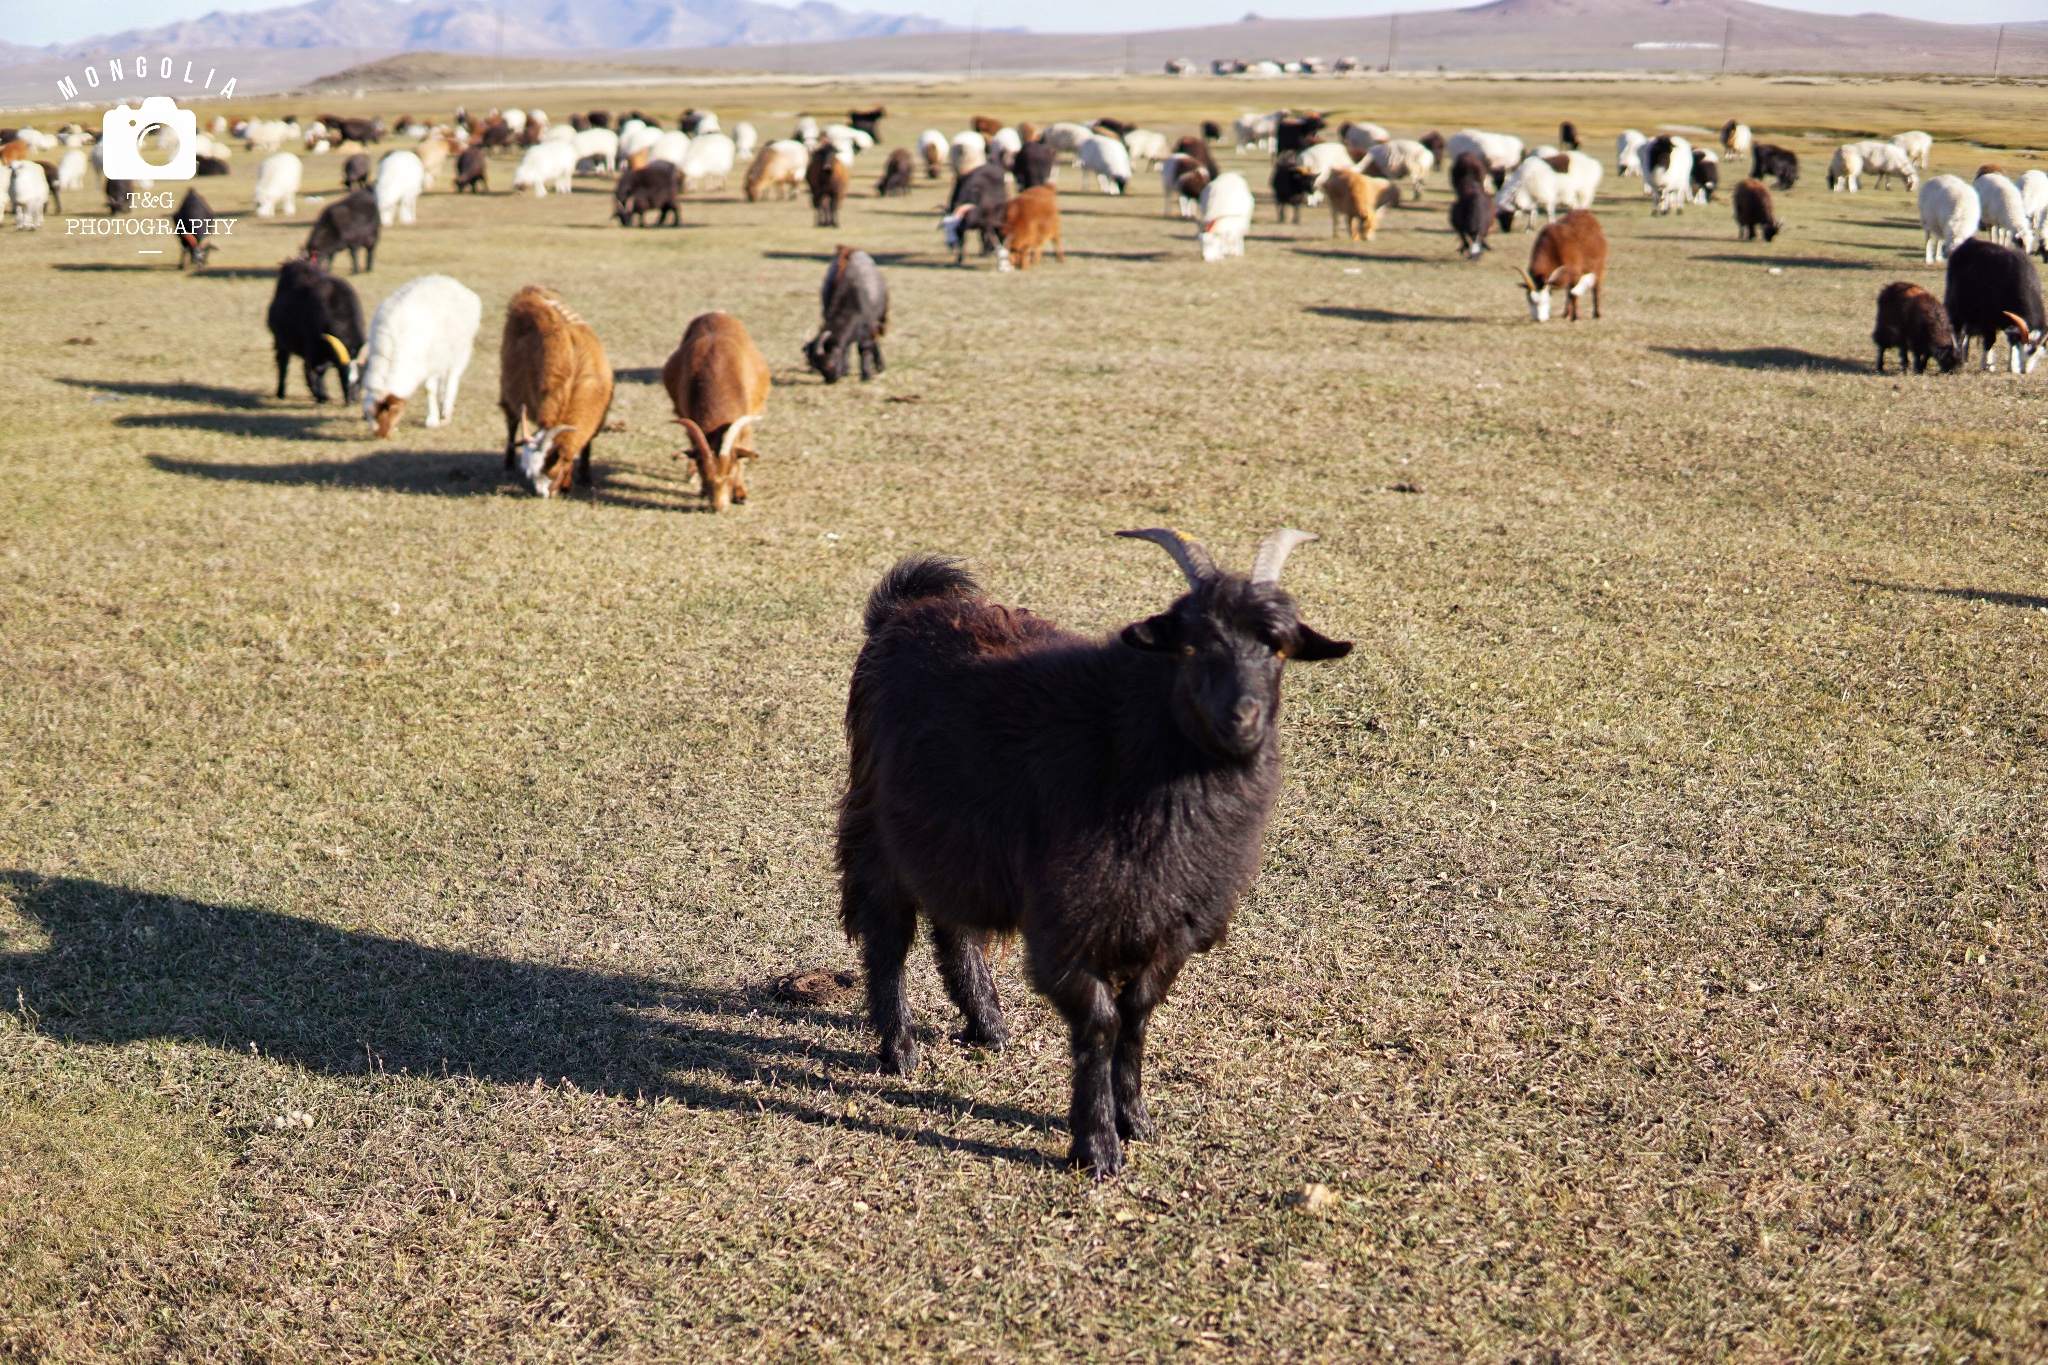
(1118, 527), (1352, 761)
(676, 414), (758, 511)
(320, 333), (362, 404)
(1514, 266), (1592, 322)
(511, 406), (577, 498)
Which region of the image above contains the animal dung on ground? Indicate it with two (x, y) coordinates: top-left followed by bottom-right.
(774, 969), (859, 1005)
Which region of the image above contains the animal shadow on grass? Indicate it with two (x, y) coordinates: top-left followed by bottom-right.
(1290, 247), (1438, 264)
(50, 262), (163, 274)
(121, 411), (351, 440)
(1694, 253), (1872, 271)
(0, 871), (1052, 1162)
(57, 377), (268, 410)
(148, 449), (507, 494)
(1306, 303), (1491, 325)
(1852, 579), (2048, 612)
(1652, 345), (1866, 374)
(613, 367), (666, 385)
(183, 266), (289, 280)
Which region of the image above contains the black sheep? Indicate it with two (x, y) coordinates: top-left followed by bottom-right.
(876, 147), (914, 197)
(1732, 178), (1782, 241)
(1012, 140), (1058, 190)
(342, 152), (372, 191)
(1451, 180), (1494, 257)
(267, 257), (365, 403)
(170, 188), (221, 270)
(1559, 120), (1580, 151)
(804, 246), (889, 384)
(1270, 152), (1316, 224)
(942, 161), (1008, 263)
(1200, 119), (1223, 142)
(454, 146), (488, 193)
(1943, 238), (2047, 373)
(849, 106), (886, 139)
(837, 530), (1350, 1176)
(1751, 144), (1799, 191)
(613, 162), (680, 226)
(1873, 281), (1959, 374)
(304, 189), (379, 273)
(1448, 150), (1490, 196)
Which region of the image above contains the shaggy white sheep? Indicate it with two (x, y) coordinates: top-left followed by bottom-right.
(513, 140), (578, 197)
(360, 275), (483, 434)
(1919, 175), (1981, 264)
(1197, 171), (1253, 261)
(253, 151), (302, 217)
(374, 150), (423, 226)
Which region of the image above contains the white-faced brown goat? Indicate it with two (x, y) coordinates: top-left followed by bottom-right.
(498, 286), (616, 497)
(662, 311), (771, 510)
(837, 529), (1351, 1176)
(1514, 208), (1606, 321)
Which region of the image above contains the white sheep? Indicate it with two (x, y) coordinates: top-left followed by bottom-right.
(1498, 155), (1563, 229)
(374, 150), (424, 226)
(680, 132), (735, 191)
(1616, 129), (1647, 178)
(10, 161), (49, 230)
(1828, 145), (1864, 193)
(794, 116), (821, 148)
(1197, 171), (1254, 261)
(253, 151), (301, 217)
(1448, 129), (1524, 182)
(1720, 121), (1752, 158)
(572, 127), (618, 173)
(1233, 112), (1278, 154)
(1851, 141), (1917, 190)
(1363, 138), (1434, 200)
(1341, 121), (1390, 157)
(949, 130), (987, 177)
(1919, 175), (1980, 263)
(2021, 170), (2048, 253)
(360, 275), (483, 435)
(990, 126), (1023, 160)
(243, 119), (297, 153)
(733, 122), (757, 159)
(1041, 122), (1096, 156)
(1077, 134), (1132, 194)
(618, 121), (663, 162)
(1122, 129), (1169, 167)
(649, 131), (691, 170)
(513, 140), (578, 197)
(1976, 172), (2034, 253)
(55, 148), (87, 192)
(1891, 130), (1932, 169)
(693, 113), (721, 135)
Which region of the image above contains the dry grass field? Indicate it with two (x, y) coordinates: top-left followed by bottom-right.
(2, 73), (2046, 1361)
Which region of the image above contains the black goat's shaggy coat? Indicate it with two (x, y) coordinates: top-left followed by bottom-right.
(1751, 144), (1799, 190)
(305, 189), (379, 273)
(1943, 237), (2047, 370)
(837, 544), (1349, 1175)
(1012, 140), (1058, 191)
(805, 247), (888, 383)
(1271, 153), (1315, 223)
(1873, 281), (1959, 374)
(267, 258), (364, 403)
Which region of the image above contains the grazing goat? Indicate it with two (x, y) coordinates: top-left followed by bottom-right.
(305, 190), (380, 273)
(1616, 129), (1647, 177)
(807, 145), (849, 228)
(1001, 186), (1062, 271)
(662, 312), (770, 511)
(1872, 281), (1958, 374)
(267, 257), (364, 403)
(170, 188), (221, 269)
(1751, 144), (1799, 190)
(614, 163), (680, 226)
(1515, 208), (1606, 322)
(1691, 156), (1718, 204)
(360, 274), (483, 436)
(1944, 238), (2045, 374)
(1271, 153), (1315, 223)
(1891, 130), (1932, 169)
(375, 149), (424, 225)
(1850, 141), (1917, 190)
(681, 133), (736, 192)
(499, 286), (616, 497)
(1559, 121), (1581, 151)
(1077, 135), (1132, 195)
(1919, 176), (1981, 264)
(919, 129), (947, 178)
(1013, 141), (1058, 191)
(1451, 178), (1494, 257)
(1339, 121), (1389, 156)
(1324, 169), (1390, 242)
(877, 147), (914, 197)
(1721, 121), (1752, 157)
(849, 107), (885, 139)
(745, 141), (807, 201)
(1447, 129), (1522, 189)
(8, 160), (47, 230)
(943, 162), (1009, 263)
(1640, 136), (1694, 214)
(804, 246), (889, 384)
(1733, 178), (1783, 241)
(342, 152), (371, 191)
(454, 146), (488, 193)
(1122, 129), (1170, 167)
(837, 528), (1350, 1176)
(1496, 155), (1563, 231)
(573, 127), (620, 173)
(513, 140), (577, 197)
(1976, 173), (2034, 254)
(1173, 135), (1219, 180)
(1198, 171), (1253, 261)
(1364, 139), (1434, 201)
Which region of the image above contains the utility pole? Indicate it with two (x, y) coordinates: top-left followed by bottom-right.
(1718, 18), (1732, 76)
(1385, 13), (1397, 73)
(495, 5), (505, 89)
(1991, 24), (2004, 78)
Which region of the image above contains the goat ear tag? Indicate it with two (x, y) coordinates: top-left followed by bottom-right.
(1121, 613), (1183, 653)
(1287, 623), (1353, 662)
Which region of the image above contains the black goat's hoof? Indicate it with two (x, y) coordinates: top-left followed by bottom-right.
(950, 1023), (1008, 1051)
(1070, 1134), (1125, 1179)
(880, 1037), (919, 1076)
(1117, 1108), (1156, 1144)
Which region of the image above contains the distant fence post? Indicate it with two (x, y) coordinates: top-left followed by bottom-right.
(1385, 13), (1398, 73)
(1991, 24), (2004, 78)
(1719, 18), (1732, 76)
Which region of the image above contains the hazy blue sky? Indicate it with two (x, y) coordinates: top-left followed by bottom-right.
(14, 0), (2042, 48)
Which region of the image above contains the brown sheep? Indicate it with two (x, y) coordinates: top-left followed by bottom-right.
(498, 286), (615, 498)
(1001, 185), (1063, 271)
(662, 312), (770, 511)
(1324, 169), (1395, 241)
(807, 144), (849, 227)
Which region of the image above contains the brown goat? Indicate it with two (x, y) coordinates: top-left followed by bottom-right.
(498, 286), (615, 497)
(745, 141), (806, 201)
(971, 115), (1004, 140)
(662, 312), (770, 511)
(1515, 208), (1607, 321)
(1323, 169), (1394, 241)
(807, 145), (848, 227)
(1001, 185), (1063, 271)
(1873, 281), (1959, 373)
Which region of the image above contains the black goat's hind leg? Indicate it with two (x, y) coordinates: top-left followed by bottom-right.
(1112, 958), (1183, 1145)
(1053, 971), (1122, 1177)
(932, 927), (1008, 1049)
(847, 879), (920, 1075)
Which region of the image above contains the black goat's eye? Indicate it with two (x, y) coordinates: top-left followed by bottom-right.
(1179, 644), (1195, 658)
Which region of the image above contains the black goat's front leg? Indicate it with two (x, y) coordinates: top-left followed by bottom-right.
(1052, 971), (1122, 1177)
(1112, 958), (1183, 1145)
(846, 879), (920, 1075)
(858, 338), (883, 381)
(932, 926), (1007, 1049)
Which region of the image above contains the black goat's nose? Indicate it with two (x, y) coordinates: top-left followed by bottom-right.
(1232, 698), (1261, 731)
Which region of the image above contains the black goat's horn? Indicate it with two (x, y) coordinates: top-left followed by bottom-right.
(1251, 528), (1319, 584)
(1116, 528), (1215, 590)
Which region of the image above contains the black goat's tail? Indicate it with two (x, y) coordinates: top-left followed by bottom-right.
(862, 555), (978, 635)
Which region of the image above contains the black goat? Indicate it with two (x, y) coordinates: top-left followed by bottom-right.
(319, 114), (382, 144)
(304, 189), (379, 274)
(1173, 135), (1218, 179)
(942, 161), (1008, 263)
(267, 257), (365, 403)
(1691, 155), (1718, 203)
(586, 110), (612, 130)
(1559, 120), (1580, 151)
(105, 179), (135, 214)
(195, 155), (230, 176)
(454, 146), (488, 193)
(170, 188), (221, 270)
(1012, 141), (1058, 190)
(342, 152), (372, 191)
(1200, 119), (1223, 142)
(1451, 180), (1494, 257)
(1732, 178), (1782, 241)
(876, 147), (915, 197)
(1751, 144), (1799, 190)
(838, 530), (1350, 1176)
(849, 106), (886, 139)
(1271, 152), (1315, 223)
(1419, 130), (1447, 163)
(1873, 281), (1959, 374)
(613, 163), (680, 226)
(1944, 238), (2047, 374)
(1448, 150), (1490, 196)
(1274, 114), (1326, 156)
(804, 245), (889, 384)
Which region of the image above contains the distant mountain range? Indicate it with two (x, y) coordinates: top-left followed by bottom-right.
(3, 0), (950, 65)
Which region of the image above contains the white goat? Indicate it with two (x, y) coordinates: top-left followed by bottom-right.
(253, 152), (301, 217)
(1497, 155), (1563, 229)
(1197, 171), (1253, 261)
(733, 122), (757, 159)
(374, 150), (423, 226)
(1364, 139), (1434, 200)
(10, 161), (48, 230)
(649, 131), (691, 170)
(949, 131), (987, 177)
(513, 140), (578, 197)
(1448, 129), (1524, 182)
(360, 275), (483, 434)
(55, 148), (87, 192)
(572, 127), (618, 173)
(680, 133), (736, 191)
(1919, 175), (1981, 264)
(1341, 121), (1390, 156)
(1828, 145), (1865, 193)
(1122, 129), (1169, 167)
(1556, 149), (1603, 208)
(1891, 130), (1932, 169)
(1616, 129), (1646, 177)
(1233, 112), (1278, 154)
(1077, 134), (1132, 194)
(1976, 173), (2034, 253)
(1853, 141), (1917, 190)
(2022, 170), (2048, 253)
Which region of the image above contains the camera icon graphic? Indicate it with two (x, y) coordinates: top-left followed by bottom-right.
(102, 97), (198, 180)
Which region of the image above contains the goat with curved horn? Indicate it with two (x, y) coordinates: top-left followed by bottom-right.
(1115, 527), (1216, 589)
(1251, 528), (1318, 583)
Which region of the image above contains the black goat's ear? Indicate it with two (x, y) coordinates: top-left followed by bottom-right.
(1122, 612), (1183, 652)
(1285, 623), (1352, 661)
